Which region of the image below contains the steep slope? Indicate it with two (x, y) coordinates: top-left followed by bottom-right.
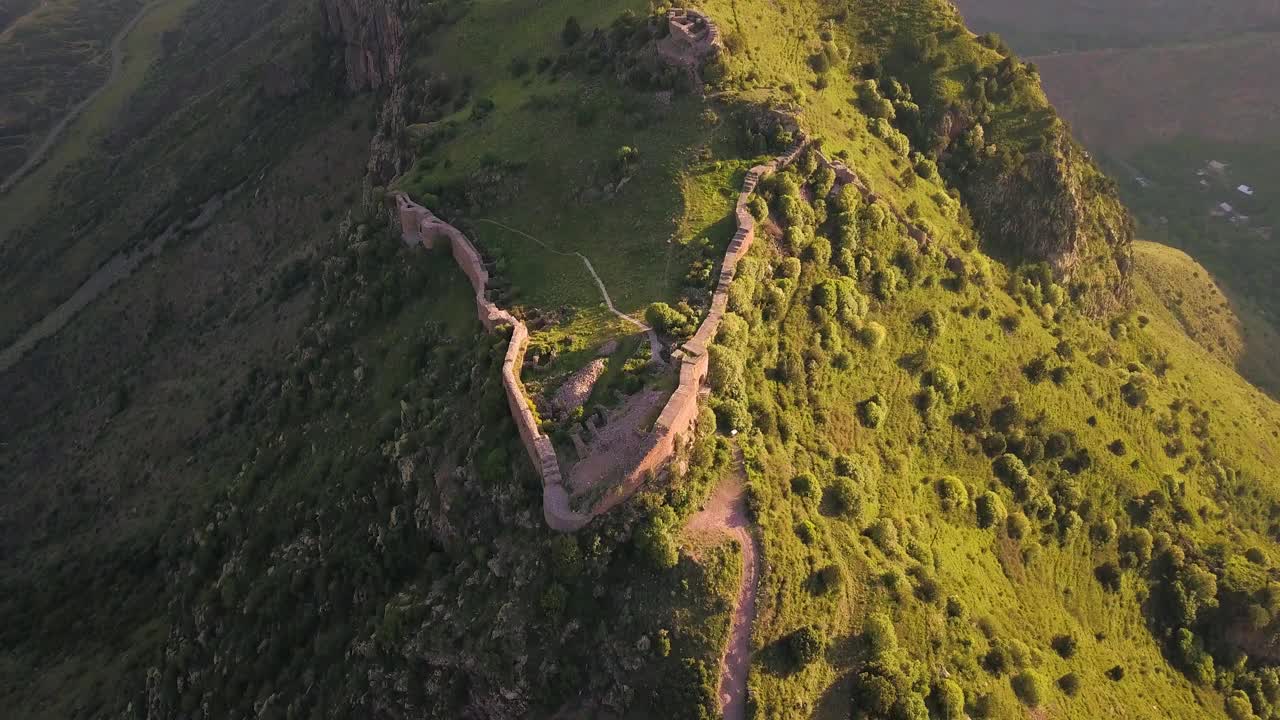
(1133, 240), (1280, 396)
(0, 0), (145, 180)
(952, 0), (1280, 396)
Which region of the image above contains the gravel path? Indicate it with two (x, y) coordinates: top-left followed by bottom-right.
(476, 218), (665, 364)
(686, 447), (757, 720)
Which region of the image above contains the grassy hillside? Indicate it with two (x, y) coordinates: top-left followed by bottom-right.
(0, 0), (144, 179)
(718, 154), (1280, 716)
(3, 0), (1280, 718)
(1133, 240), (1280, 396)
(0, 0), (204, 235)
(953, 0), (1280, 396)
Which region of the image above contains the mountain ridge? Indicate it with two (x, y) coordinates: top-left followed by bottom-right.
(2, 1), (1280, 719)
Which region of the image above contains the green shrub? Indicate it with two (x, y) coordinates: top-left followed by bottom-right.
(873, 267), (901, 301)
(1051, 633), (1077, 659)
(615, 145), (640, 169)
(1011, 669), (1046, 707)
(811, 280), (839, 316)
(984, 643), (1011, 675)
(779, 256), (802, 280)
(926, 365), (960, 402)
(854, 670), (898, 716)
(635, 508), (679, 569)
(1226, 691), (1258, 720)
(916, 309), (945, 339)
(549, 536), (583, 579)
(808, 237), (832, 267)
(832, 184), (861, 215)
(1095, 561), (1122, 592)
(708, 345), (745, 394)
(976, 491), (1006, 529)
(541, 583), (568, 614)
(933, 679), (965, 720)
(828, 477), (861, 519)
(1023, 356), (1049, 383)
(865, 612), (898, 657)
(646, 301), (692, 336)
(791, 472), (817, 499)
(1006, 512), (1030, 540)
(1119, 527), (1154, 567)
(860, 394), (888, 428)
(812, 564), (844, 596)
(561, 16), (582, 46)
(1058, 672), (1081, 696)
(788, 625), (826, 667)
(935, 476), (969, 512)
(1090, 518), (1118, 544)
(712, 398), (751, 434)
(667, 658), (717, 720)
(795, 520), (817, 545)
(868, 518), (900, 553)
(860, 321), (888, 349)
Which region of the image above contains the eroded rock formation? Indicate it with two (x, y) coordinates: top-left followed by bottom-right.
(321, 0), (405, 92)
(962, 130), (1134, 312)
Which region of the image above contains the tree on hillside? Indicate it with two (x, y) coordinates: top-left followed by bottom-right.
(562, 16), (582, 46)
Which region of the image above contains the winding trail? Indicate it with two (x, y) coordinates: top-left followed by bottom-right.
(686, 446), (758, 720)
(476, 218), (665, 364)
(1, 0), (161, 195)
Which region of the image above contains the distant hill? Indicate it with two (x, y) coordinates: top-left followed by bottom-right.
(1030, 34), (1280, 153)
(954, 0), (1280, 53)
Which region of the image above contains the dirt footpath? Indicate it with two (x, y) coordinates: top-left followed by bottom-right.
(686, 449), (757, 720)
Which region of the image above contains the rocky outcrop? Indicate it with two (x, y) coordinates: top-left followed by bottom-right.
(554, 359), (607, 414)
(963, 131), (1134, 313)
(321, 0), (405, 92)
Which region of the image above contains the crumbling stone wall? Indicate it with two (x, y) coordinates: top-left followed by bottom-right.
(588, 140), (809, 516)
(658, 7), (723, 69)
(388, 138), (808, 531)
(391, 192), (586, 531)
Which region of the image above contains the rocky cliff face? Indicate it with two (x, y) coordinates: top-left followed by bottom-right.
(965, 130), (1134, 313)
(321, 0), (405, 92)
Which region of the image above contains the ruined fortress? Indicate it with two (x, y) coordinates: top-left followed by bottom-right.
(657, 7), (723, 67)
(387, 7), (932, 532)
(390, 138), (805, 531)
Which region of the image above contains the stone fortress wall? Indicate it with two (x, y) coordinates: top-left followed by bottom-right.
(585, 141), (810, 517)
(657, 7), (723, 72)
(390, 136), (930, 531)
(391, 193), (585, 531)
(385, 8), (932, 531)
(388, 137), (802, 530)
